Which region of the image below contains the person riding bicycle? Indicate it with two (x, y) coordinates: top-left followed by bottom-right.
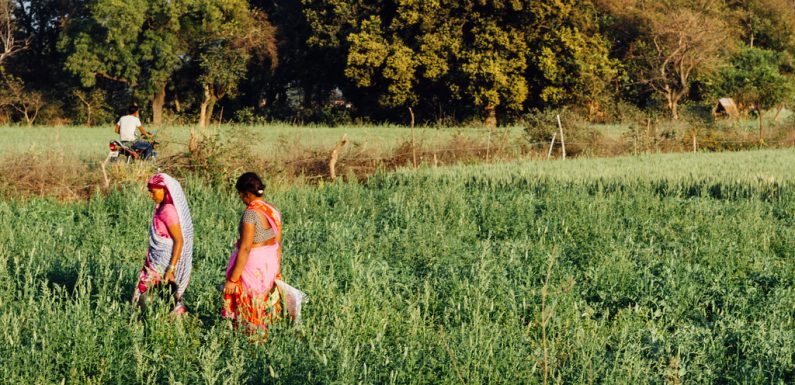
(115, 105), (155, 159)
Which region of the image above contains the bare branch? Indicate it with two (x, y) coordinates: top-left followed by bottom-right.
(0, 0), (27, 68)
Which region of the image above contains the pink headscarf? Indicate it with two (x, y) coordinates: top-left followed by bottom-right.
(147, 173), (173, 204)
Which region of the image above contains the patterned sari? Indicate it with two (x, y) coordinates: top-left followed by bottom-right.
(222, 199), (283, 329)
(132, 173), (194, 313)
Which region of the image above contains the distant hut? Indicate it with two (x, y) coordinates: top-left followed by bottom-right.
(713, 98), (740, 118)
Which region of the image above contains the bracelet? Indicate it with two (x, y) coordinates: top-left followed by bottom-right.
(166, 265), (176, 273)
(228, 277), (241, 284)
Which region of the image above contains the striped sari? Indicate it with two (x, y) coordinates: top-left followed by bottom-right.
(132, 173), (194, 313)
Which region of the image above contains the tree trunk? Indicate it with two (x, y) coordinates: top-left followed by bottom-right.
(484, 105), (497, 129)
(587, 100), (597, 122)
(199, 102), (208, 128)
(151, 84), (166, 125)
(174, 93), (182, 113)
(666, 91), (680, 120)
(198, 84), (215, 128)
(206, 101), (216, 128)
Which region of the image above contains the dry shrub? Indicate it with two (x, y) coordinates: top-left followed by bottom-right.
(0, 152), (99, 200)
(281, 149), (331, 179)
(766, 117), (795, 147)
(8, 115), (795, 200)
(775, 128), (795, 147)
(105, 162), (158, 185)
(523, 109), (606, 158)
(276, 137), (389, 181)
(161, 126), (259, 185)
(0, 151), (165, 200)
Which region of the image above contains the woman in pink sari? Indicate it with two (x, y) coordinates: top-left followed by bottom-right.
(133, 173), (194, 315)
(222, 172), (282, 330)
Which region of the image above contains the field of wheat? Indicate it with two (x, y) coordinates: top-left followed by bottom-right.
(1, 150), (794, 384)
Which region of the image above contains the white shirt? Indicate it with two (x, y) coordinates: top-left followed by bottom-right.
(118, 115), (142, 141)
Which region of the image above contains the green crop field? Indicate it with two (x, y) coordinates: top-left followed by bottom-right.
(2, 150), (795, 384)
(0, 124), (525, 162)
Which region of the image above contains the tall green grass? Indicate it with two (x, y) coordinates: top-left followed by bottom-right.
(1, 150), (794, 384)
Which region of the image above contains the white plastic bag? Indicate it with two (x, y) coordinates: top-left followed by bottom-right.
(275, 279), (308, 324)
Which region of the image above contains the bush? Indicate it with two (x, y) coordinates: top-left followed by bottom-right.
(522, 109), (605, 156)
(233, 107), (269, 125)
(310, 104), (354, 127)
(608, 100), (647, 124)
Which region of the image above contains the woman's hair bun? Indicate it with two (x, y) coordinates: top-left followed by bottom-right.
(236, 172), (265, 197)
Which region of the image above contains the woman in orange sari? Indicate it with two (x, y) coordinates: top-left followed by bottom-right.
(222, 172), (282, 331)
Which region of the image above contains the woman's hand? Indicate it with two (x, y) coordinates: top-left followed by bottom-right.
(224, 280), (239, 295)
(164, 271), (176, 283)
(226, 221), (254, 296)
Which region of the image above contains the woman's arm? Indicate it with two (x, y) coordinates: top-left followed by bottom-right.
(224, 222), (255, 294)
(164, 223), (183, 283)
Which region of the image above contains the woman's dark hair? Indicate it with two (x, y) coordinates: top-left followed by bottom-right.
(236, 172), (265, 197)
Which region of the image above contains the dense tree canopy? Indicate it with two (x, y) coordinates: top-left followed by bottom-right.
(0, 0), (792, 126)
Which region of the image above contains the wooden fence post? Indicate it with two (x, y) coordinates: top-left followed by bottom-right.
(486, 127), (492, 162)
(409, 107), (417, 169)
(547, 133), (557, 160)
(693, 132), (697, 153)
(556, 114), (566, 159)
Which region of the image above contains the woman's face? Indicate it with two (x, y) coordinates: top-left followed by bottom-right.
(238, 190), (254, 205)
(148, 186), (166, 203)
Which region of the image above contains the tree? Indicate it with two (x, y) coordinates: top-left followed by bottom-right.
(630, 6), (730, 119)
(250, 0), (340, 118)
(73, 88), (110, 126)
(184, 0), (277, 127)
(712, 46), (795, 141)
(10, 0), (84, 114)
(302, 0), (403, 119)
(0, 74), (43, 126)
(727, 0), (795, 54)
(59, 0), (185, 124)
(307, 0), (616, 127)
(319, 1), (531, 126)
(525, 1), (619, 119)
(460, 18), (528, 128)
(0, 0), (27, 68)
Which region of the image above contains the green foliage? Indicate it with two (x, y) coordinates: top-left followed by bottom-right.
(7, 0), (795, 126)
(2, 151), (795, 383)
(73, 88), (115, 126)
(183, 0), (277, 125)
(727, 0), (795, 55)
(198, 45), (249, 100)
(460, 18), (528, 112)
(526, 1), (620, 108)
(711, 46), (795, 110)
(522, 108), (561, 143)
(308, 0), (616, 123)
(59, 0), (183, 95)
